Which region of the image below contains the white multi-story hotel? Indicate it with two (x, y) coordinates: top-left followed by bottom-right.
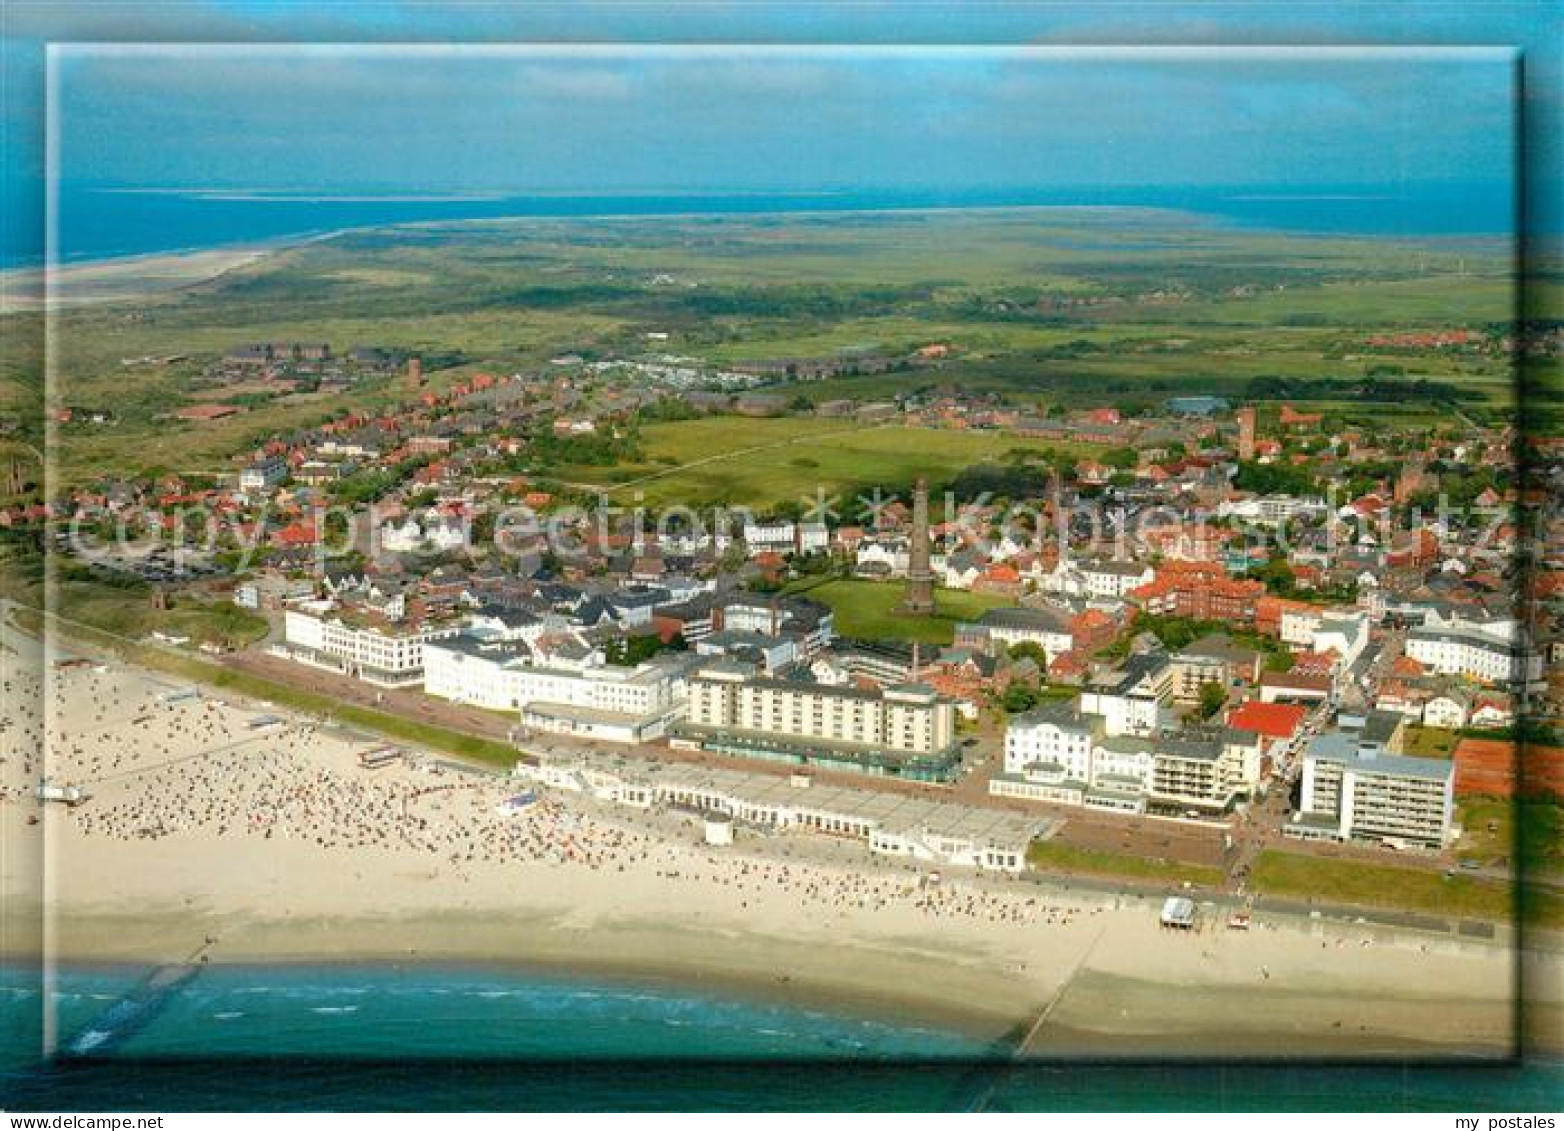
(1292, 731), (1454, 848)
(675, 662), (959, 781)
(1405, 619), (1543, 687)
(426, 633), (696, 743)
(281, 600), (461, 686)
(991, 697), (1264, 815)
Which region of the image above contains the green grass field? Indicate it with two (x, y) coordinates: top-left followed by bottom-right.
(3, 208), (1526, 488)
(1403, 725), (1459, 758)
(1248, 849), (1528, 923)
(0, 546), (269, 649)
(1456, 797), (1564, 876)
(558, 419), (1105, 510)
(786, 577), (1011, 646)
(1027, 837), (1225, 889)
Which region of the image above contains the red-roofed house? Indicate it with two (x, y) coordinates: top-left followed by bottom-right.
(1227, 700), (1307, 742)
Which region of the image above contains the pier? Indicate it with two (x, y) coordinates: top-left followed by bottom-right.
(58, 939), (214, 1057)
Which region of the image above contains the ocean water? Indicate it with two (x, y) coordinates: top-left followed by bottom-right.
(3, 179), (1516, 268)
(1, 962), (1559, 1111)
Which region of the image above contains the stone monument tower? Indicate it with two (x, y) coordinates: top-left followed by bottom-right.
(899, 477), (935, 616)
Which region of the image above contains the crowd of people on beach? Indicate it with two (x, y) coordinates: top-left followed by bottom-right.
(2, 663), (1095, 932)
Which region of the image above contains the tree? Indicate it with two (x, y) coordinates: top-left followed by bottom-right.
(1008, 641), (1049, 667)
(605, 633), (677, 667)
(1197, 681), (1227, 720)
(1001, 682), (1041, 714)
(1249, 558), (1297, 598)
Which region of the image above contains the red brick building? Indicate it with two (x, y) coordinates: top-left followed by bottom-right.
(1129, 562), (1265, 625)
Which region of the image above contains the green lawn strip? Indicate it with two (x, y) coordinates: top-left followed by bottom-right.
(1403, 724), (1459, 758)
(784, 577), (1010, 646)
(1249, 848), (1516, 922)
(1027, 837), (1224, 889)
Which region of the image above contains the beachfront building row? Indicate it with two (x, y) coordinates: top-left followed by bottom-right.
(1289, 714), (1454, 848)
(989, 698), (1264, 815)
(670, 660), (961, 782)
(279, 600), (461, 687)
(515, 751), (1043, 871)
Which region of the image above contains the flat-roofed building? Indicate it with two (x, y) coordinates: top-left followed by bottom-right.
(517, 750), (1044, 872)
(675, 661), (959, 782)
(1406, 622), (1543, 687)
(1293, 731), (1454, 848)
(1169, 635), (1262, 703)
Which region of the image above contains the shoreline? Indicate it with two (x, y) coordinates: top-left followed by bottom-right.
(0, 197), (1516, 311)
(0, 906), (1043, 1047)
(1, 620), (1542, 1061)
(0, 902), (1534, 1059)
(0, 232), (339, 314)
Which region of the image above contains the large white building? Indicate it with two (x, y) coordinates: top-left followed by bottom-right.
(743, 518), (828, 556)
(675, 662), (959, 781)
(281, 600), (460, 686)
(1311, 612), (1371, 672)
(379, 514), (468, 555)
(1292, 731), (1454, 848)
(1218, 494), (1327, 527)
(426, 633), (696, 743)
(991, 697), (1264, 815)
(1040, 558), (1154, 600)
(958, 607), (1075, 665)
(1406, 619), (1543, 687)
(715, 594), (835, 657)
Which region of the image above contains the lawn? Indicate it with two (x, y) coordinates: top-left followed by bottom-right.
(580, 419), (1106, 511)
(1403, 724), (1459, 758)
(12, 207), (1509, 490)
(787, 577), (1011, 646)
(0, 548), (269, 650)
(1027, 837), (1225, 889)
(1249, 848), (1517, 922)
(1456, 797), (1564, 876)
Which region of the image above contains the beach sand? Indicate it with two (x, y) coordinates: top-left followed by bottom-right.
(0, 247), (279, 314)
(0, 618), (1543, 1057)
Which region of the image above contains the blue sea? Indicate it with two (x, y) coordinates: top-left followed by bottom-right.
(1, 963), (1559, 1111)
(2, 179), (1516, 269)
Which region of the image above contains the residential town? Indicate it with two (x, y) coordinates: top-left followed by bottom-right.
(13, 338), (1560, 887)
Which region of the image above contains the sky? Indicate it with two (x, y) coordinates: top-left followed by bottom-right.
(47, 45), (1517, 197)
(1, 1), (1558, 256)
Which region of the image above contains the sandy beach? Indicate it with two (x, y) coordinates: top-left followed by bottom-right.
(0, 618), (1541, 1057)
(0, 246), (283, 314)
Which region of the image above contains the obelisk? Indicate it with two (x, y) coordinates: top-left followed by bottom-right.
(899, 476), (935, 615)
